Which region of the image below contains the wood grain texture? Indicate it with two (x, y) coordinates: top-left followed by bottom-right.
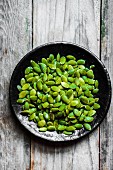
(0, 0), (32, 169)
(32, 0), (100, 170)
(100, 0), (113, 169)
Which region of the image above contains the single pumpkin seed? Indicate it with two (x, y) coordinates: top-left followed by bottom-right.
(47, 126), (55, 131)
(60, 56), (66, 64)
(39, 127), (47, 132)
(38, 120), (46, 127)
(84, 123), (91, 131)
(19, 91), (28, 98)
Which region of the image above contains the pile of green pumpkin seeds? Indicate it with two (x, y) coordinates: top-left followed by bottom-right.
(17, 54), (100, 135)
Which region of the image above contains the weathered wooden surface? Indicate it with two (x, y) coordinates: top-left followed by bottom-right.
(0, 0), (112, 170)
(100, 0), (113, 169)
(0, 0), (32, 169)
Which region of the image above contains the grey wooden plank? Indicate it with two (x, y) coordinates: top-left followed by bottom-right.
(100, 0), (113, 169)
(32, 0), (100, 170)
(0, 0), (32, 169)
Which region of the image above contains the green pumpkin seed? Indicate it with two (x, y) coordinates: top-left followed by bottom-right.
(63, 131), (73, 135)
(88, 98), (95, 106)
(79, 114), (85, 121)
(43, 73), (48, 82)
(68, 112), (75, 119)
(87, 70), (94, 79)
(56, 112), (63, 118)
(77, 59), (85, 65)
(83, 110), (89, 116)
(27, 77), (34, 82)
(42, 102), (49, 108)
(68, 69), (75, 75)
(93, 88), (99, 94)
(75, 70), (80, 78)
(62, 63), (67, 70)
(53, 102), (62, 107)
(51, 108), (59, 112)
(49, 54), (54, 61)
(60, 56), (66, 64)
(42, 58), (47, 65)
(43, 84), (49, 93)
(47, 126), (55, 131)
(34, 116), (40, 122)
(90, 65), (95, 69)
(46, 81), (55, 86)
(66, 55), (75, 60)
(66, 89), (73, 98)
(82, 76), (88, 83)
(51, 86), (60, 92)
(54, 120), (58, 128)
(43, 112), (50, 121)
(24, 102), (29, 110)
(74, 124), (83, 129)
(25, 67), (33, 75)
(95, 80), (99, 88)
(33, 66), (41, 73)
(40, 63), (47, 73)
(93, 103), (100, 109)
(47, 121), (53, 126)
(47, 74), (53, 80)
(37, 81), (42, 90)
(70, 99), (80, 106)
(59, 120), (66, 125)
(19, 91), (28, 98)
(17, 98), (26, 104)
(48, 95), (54, 104)
(39, 127), (47, 132)
(57, 53), (60, 61)
(56, 68), (62, 76)
(38, 120), (46, 127)
(56, 77), (61, 85)
(57, 125), (66, 131)
(42, 94), (48, 102)
(66, 126), (75, 132)
(61, 95), (69, 104)
(33, 82), (37, 90)
(68, 60), (76, 65)
(52, 92), (58, 97)
(37, 92), (43, 99)
(88, 79), (95, 85)
(38, 113), (44, 120)
(73, 109), (81, 116)
(79, 69), (86, 75)
(49, 63), (56, 70)
(38, 104), (43, 109)
(69, 83), (76, 89)
(63, 71), (68, 77)
(56, 95), (61, 102)
(84, 123), (91, 131)
(37, 99), (42, 104)
(61, 82), (69, 88)
(20, 78), (26, 86)
(30, 60), (38, 67)
(29, 104), (35, 108)
(30, 89), (36, 96)
(88, 110), (96, 116)
(29, 113), (36, 121)
(80, 96), (89, 104)
(61, 75), (67, 82)
(68, 77), (74, 83)
(71, 119), (78, 124)
(17, 85), (22, 91)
